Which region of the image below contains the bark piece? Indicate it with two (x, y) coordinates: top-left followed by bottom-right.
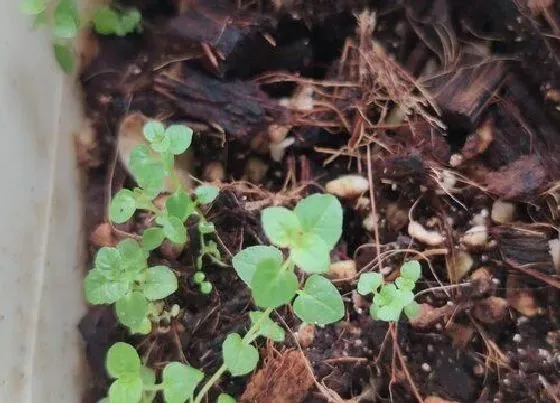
(485, 155), (548, 200)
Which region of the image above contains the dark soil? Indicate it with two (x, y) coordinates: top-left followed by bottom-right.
(77, 0), (560, 402)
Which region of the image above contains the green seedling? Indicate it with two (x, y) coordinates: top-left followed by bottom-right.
(20, 0), (142, 72)
(357, 260), (421, 322)
(109, 120), (221, 294)
(84, 239), (177, 334)
(100, 342), (203, 403)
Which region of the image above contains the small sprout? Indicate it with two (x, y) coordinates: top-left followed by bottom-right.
(199, 282), (212, 295)
(222, 333), (259, 376)
(361, 260), (421, 323)
(93, 6), (142, 36)
(195, 184), (220, 204)
(193, 272), (205, 284)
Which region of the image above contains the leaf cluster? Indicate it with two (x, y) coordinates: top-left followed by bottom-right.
(20, 0), (142, 72)
(357, 260), (421, 322)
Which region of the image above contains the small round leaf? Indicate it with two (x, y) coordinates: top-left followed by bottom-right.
(395, 276), (415, 291)
(252, 258), (298, 308)
(231, 246), (284, 286)
(290, 233), (330, 274)
(357, 273), (383, 296)
(166, 190), (194, 222)
(377, 304), (402, 322)
(249, 311), (285, 342)
(222, 333), (259, 377)
(110, 189), (137, 223)
(400, 260), (421, 282)
(92, 6), (120, 35)
(84, 269), (130, 304)
(261, 207), (301, 248)
(294, 193), (343, 249)
(94, 247), (121, 273)
(162, 362), (204, 403)
(53, 43), (74, 73)
(218, 394), (237, 403)
(20, 0), (46, 15)
(194, 184), (220, 204)
(115, 292), (149, 329)
(106, 342), (141, 379)
(108, 378), (143, 403)
(166, 125), (193, 155)
(142, 227), (165, 251)
(143, 266), (177, 300)
(162, 216), (187, 244)
(404, 301), (420, 320)
(293, 275), (344, 325)
(143, 120), (165, 143)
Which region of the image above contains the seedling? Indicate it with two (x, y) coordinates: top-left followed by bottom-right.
(100, 342), (203, 403)
(109, 120), (221, 294)
(20, 0), (142, 72)
(84, 239), (177, 334)
(357, 260), (421, 322)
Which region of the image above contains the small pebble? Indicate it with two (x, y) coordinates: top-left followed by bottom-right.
(422, 363), (431, 372)
(513, 334), (522, 343)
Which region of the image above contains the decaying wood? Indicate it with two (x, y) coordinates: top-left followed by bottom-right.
(154, 66), (272, 137)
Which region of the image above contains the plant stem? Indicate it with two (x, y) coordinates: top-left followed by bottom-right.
(192, 306), (274, 403)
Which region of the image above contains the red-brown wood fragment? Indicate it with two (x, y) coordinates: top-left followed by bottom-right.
(485, 155), (548, 200)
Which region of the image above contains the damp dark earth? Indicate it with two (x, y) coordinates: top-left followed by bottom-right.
(75, 0), (560, 402)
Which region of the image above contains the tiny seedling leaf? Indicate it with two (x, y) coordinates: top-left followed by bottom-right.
(84, 269), (130, 304)
(20, 0), (46, 15)
(165, 125), (193, 155)
(95, 247), (121, 273)
(290, 233), (330, 274)
(108, 378), (143, 403)
(357, 272), (383, 296)
(249, 311), (285, 342)
(143, 120), (165, 143)
(166, 190), (194, 222)
(218, 394), (237, 403)
(143, 266), (177, 300)
(162, 362), (204, 403)
(106, 342), (141, 379)
(293, 275), (344, 325)
(231, 246), (284, 286)
(142, 227), (165, 251)
(92, 6), (120, 35)
(404, 301), (420, 320)
(129, 146), (165, 196)
(52, 0), (79, 39)
(129, 316), (152, 335)
(53, 43), (74, 73)
(395, 288), (415, 307)
(140, 366), (156, 402)
(162, 216), (187, 244)
(261, 207), (301, 248)
(377, 304), (401, 322)
(194, 184), (220, 204)
(251, 258), (298, 308)
(400, 260), (421, 282)
(222, 333), (259, 377)
(374, 284), (398, 306)
(115, 292), (149, 329)
(119, 9), (142, 35)
(395, 276), (415, 291)
(294, 193), (342, 249)
(110, 189), (137, 223)
(118, 239), (147, 274)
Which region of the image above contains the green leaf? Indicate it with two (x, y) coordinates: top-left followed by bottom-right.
(53, 43), (74, 73)
(395, 288), (415, 307)
(195, 184), (220, 204)
(231, 246), (284, 286)
(129, 145), (152, 171)
(92, 6), (120, 35)
(106, 342), (141, 379)
(108, 378), (143, 403)
(377, 304), (401, 322)
(95, 247), (121, 273)
(218, 394), (237, 403)
(143, 120), (166, 144)
(166, 191), (194, 222)
(249, 311), (285, 342)
(261, 207), (301, 248)
(374, 284), (398, 306)
(222, 333), (259, 377)
(52, 0), (79, 39)
(118, 239), (147, 274)
(116, 292), (149, 329)
(252, 258), (298, 309)
(290, 233), (330, 274)
(32, 11), (47, 29)
(110, 189), (137, 223)
(293, 275), (344, 325)
(129, 145), (165, 196)
(369, 303), (380, 320)
(357, 273), (383, 296)
(395, 276), (415, 291)
(294, 193), (343, 249)
(140, 367), (156, 402)
(142, 228), (165, 251)
(20, 0), (46, 15)
(143, 266), (177, 300)
(404, 301), (420, 320)
(162, 216), (187, 244)
(165, 125), (193, 155)
(130, 317), (152, 335)
(400, 260), (421, 282)
(84, 269), (130, 304)
(162, 362), (204, 403)
(198, 221), (215, 234)
(119, 9), (142, 35)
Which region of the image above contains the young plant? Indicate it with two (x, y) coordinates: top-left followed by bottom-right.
(84, 239), (177, 334)
(109, 120), (221, 294)
(20, 0), (141, 72)
(357, 260), (421, 322)
(100, 342), (203, 403)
